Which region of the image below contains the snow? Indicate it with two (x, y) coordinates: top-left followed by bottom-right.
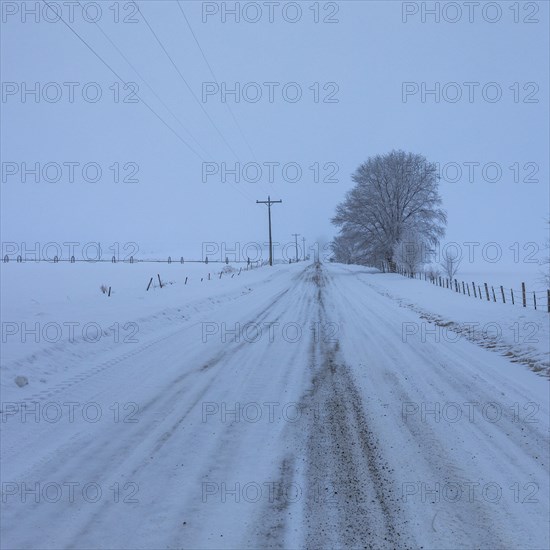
(458, 266), (547, 293)
(347, 266), (550, 377)
(1, 261), (548, 549)
(0, 260), (269, 395)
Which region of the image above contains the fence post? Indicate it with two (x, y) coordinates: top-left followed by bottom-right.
(157, 274), (162, 288)
(146, 277), (153, 291)
(533, 292), (537, 310)
(547, 290), (550, 313)
(484, 283), (490, 301)
(500, 286), (505, 303)
(462, 281), (465, 294)
(511, 289), (514, 305)
(491, 286), (496, 302)
(522, 282), (526, 307)
(108, 286), (111, 297)
(478, 286), (482, 299)
(472, 282), (477, 298)
(466, 283), (470, 296)
(184, 277), (188, 285)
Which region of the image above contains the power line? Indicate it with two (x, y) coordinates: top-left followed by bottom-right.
(41, 0), (256, 204)
(134, 1), (241, 160)
(78, 0), (212, 159)
(177, 1), (258, 161)
(40, 0), (205, 161)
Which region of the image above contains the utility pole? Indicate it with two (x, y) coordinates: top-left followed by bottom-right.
(291, 233), (300, 262)
(256, 195), (282, 266)
(302, 236), (306, 261)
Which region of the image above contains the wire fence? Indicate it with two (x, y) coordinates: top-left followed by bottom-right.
(2, 255), (304, 266)
(396, 267), (550, 313)
(3, 255), (305, 297)
(3, 254), (308, 267)
(2, 255), (264, 266)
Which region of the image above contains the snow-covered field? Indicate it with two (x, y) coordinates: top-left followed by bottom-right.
(457, 267), (547, 293)
(363, 268), (549, 375)
(1, 261), (548, 549)
(0, 260), (266, 393)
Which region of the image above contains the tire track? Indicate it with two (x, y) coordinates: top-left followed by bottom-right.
(294, 264), (413, 548)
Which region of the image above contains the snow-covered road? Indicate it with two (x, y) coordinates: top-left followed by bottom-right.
(1, 263), (548, 549)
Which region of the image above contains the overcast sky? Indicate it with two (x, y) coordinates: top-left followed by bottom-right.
(1, 0), (548, 264)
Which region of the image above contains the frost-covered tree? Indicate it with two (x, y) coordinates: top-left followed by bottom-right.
(440, 249), (460, 280)
(331, 150), (446, 270)
(393, 227), (426, 275)
(330, 233), (364, 264)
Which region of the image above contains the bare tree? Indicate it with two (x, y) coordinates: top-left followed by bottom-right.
(330, 233), (364, 264)
(393, 227), (426, 275)
(332, 150), (446, 270)
(425, 265), (441, 281)
(440, 249), (460, 280)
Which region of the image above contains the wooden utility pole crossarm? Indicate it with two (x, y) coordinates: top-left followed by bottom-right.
(256, 195), (282, 266)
